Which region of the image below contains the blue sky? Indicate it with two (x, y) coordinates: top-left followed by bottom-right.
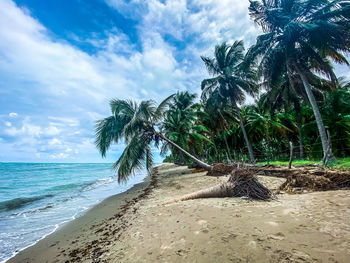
(0, 0), (348, 163)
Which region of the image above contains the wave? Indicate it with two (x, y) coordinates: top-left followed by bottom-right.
(44, 178), (113, 193)
(45, 183), (84, 192)
(0, 195), (54, 212)
(82, 177), (114, 191)
(12, 205), (54, 217)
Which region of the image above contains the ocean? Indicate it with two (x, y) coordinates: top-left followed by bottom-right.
(0, 163), (148, 263)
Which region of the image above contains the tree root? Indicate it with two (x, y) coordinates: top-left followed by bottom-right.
(249, 166), (350, 193)
(206, 163), (236, 177)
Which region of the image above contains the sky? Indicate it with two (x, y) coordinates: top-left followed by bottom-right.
(0, 0), (263, 163)
(0, 0), (348, 163)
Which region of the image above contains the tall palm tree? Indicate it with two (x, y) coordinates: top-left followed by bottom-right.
(247, 0), (350, 161)
(95, 97), (212, 182)
(201, 41), (258, 163)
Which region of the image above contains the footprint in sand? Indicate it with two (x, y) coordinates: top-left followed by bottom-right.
(283, 208), (297, 215)
(197, 219), (207, 226)
(248, 241), (257, 249)
(267, 232), (285, 240)
(266, 221), (279, 226)
(291, 249), (310, 261)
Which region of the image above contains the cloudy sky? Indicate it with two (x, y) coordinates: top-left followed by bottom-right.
(0, 0), (264, 163)
(2, 0), (347, 163)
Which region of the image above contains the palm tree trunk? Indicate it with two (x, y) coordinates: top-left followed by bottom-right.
(295, 67), (335, 162)
(210, 134), (219, 161)
(162, 169), (271, 205)
(296, 116), (304, 159)
(237, 110), (255, 164)
(218, 111), (233, 161)
(179, 151), (185, 165)
(162, 182), (234, 205)
(157, 132), (212, 171)
(222, 128), (233, 162)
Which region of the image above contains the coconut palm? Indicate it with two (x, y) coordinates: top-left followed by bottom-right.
(201, 41), (258, 163)
(247, 0), (350, 161)
(321, 78), (350, 156)
(95, 97), (212, 182)
(259, 73), (305, 158)
(244, 102), (295, 162)
(161, 91), (211, 165)
(201, 95), (236, 162)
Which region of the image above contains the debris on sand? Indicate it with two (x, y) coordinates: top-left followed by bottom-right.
(250, 166), (350, 193)
(206, 163), (236, 177)
(163, 168), (272, 204)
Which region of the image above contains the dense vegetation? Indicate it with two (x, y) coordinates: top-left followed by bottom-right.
(96, 0), (350, 182)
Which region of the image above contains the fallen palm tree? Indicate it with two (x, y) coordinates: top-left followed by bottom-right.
(206, 163), (236, 177)
(247, 166), (350, 193)
(163, 169), (272, 205)
(279, 170), (350, 193)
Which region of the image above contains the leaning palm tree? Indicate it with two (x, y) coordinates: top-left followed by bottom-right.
(201, 41), (258, 163)
(95, 97), (212, 182)
(247, 0), (350, 162)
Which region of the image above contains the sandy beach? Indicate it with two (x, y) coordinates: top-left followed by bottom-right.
(8, 163), (350, 263)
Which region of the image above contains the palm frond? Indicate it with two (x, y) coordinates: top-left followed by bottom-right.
(95, 116), (120, 157)
(113, 134), (149, 182)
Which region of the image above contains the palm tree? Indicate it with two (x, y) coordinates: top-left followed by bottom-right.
(201, 41), (258, 163)
(244, 102), (294, 162)
(259, 73), (305, 158)
(161, 91), (211, 165)
(321, 78), (350, 156)
(247, 0), (350, 161)
(95, 97), (212, 182)
(202, 96), (235, 162)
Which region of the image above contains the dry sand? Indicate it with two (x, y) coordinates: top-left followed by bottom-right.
(8, 163), (350, 263)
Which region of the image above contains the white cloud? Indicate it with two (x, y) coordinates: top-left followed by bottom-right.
(0, 0), (263, 162)
(4, 118), (42, 137)
(49, 153), (70, 159)
(48, 138), (62, 146)
(44, 126), (61, 136)
(48, 117), (80, 127)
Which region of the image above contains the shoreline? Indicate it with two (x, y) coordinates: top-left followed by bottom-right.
(8, 163), (350, 262)
(6, 164), (158, 263)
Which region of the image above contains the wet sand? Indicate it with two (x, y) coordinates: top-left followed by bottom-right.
(8, 163), (350, 262)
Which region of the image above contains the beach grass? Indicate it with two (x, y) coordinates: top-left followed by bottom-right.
(257, 157), (350, 170)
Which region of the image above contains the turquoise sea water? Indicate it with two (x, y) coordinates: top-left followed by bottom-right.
(0, 163), (148, 263)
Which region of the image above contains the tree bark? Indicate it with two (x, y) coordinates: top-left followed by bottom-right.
(288, 141), (293, 169)
(157, 132), (213, 171)
(296, 115), (304, 159)
(210, 134), (219, 156)
(295, 66), (335, 162)
(178, 151), (185, 165)
(237, 110), (255, 164)
(218, 111), (233, 162)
